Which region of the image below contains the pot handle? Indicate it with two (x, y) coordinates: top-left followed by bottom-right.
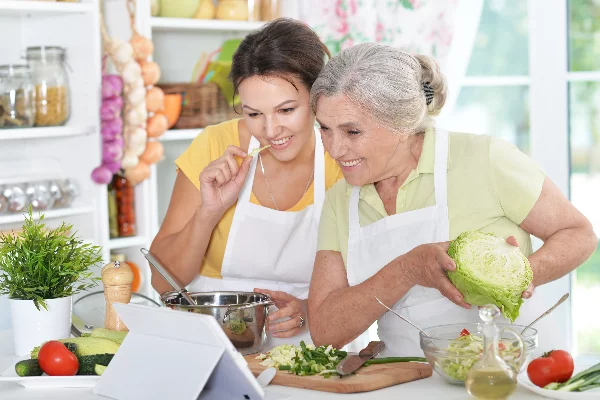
(229, 300), (275, 312)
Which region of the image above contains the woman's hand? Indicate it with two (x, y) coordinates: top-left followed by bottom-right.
(199, 146), (252, 216)
(400, 242), (472, 309)
(255, 288), (307, 338)
(504, 235), (535, 299)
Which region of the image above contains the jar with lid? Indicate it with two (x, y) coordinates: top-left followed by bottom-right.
(25, 46), (71, 127)
(0, 65), (35, 129)
(113, 173), (136, 237)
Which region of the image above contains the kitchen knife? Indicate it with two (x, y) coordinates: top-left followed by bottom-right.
(336, 341), (385, 376)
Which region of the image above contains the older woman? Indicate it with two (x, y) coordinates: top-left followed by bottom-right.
(307, 43), (597, 356)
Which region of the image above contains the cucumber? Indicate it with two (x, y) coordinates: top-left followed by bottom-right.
(77, 354), (114, 375)
(94, 364), (107, 376)
(89, 328), (127, 345)
(15, 359), (43, 377)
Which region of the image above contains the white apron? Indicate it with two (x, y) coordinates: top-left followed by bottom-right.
(190, 127), (325, 350)
(345, 129), (553, 356)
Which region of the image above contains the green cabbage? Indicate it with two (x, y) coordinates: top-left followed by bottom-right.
(447, 231), (532, 322)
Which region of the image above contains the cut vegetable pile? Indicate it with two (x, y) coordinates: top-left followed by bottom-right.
(256, 341), (427, 378)
(256, 341), (347, 378)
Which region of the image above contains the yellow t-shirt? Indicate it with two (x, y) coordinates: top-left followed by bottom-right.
(175, 119), (344, 278)
(317, 129), (546, 266)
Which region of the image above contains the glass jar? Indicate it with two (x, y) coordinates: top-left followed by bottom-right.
(0, 65), (35, 129)
(2, 185), (27, 214)
(107, 179), (119, 239)
(247, 0), (261, 21)
(25, 46), (71, 127)
(113, 173), (136, 237)
(0, 185), (8, 214)
(260, 0), (280, 21)
(216, 0), (249, 21)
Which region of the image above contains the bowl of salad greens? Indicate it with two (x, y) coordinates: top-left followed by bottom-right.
(419, 323), (538, 384)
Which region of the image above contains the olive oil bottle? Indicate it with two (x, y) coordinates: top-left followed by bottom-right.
(465, 368), (517, 399)
(465, 305), (524, 400)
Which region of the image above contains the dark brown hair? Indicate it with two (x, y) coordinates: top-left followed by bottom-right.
(229, 18), (330, 94)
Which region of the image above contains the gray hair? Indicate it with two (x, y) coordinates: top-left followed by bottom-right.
(310, 43), (447, 134)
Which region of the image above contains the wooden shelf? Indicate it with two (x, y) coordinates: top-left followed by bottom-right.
(160, 129), (203, 141)
(108, 236), (149, 250)
(151, 17), (264, 32)
(0, 125), (94, 141)
(0, 1), (95, 16)
(0, 205), (94, 225)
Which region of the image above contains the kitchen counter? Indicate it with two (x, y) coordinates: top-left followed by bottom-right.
(0, 330), (544, 399)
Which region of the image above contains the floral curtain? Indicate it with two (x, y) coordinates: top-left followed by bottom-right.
(298, 0), (484, 124)
(299, 0), (459, 69)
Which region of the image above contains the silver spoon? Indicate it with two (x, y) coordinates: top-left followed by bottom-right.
(376, 297), (429, 337)
(140, 248), (197, 306)
(520, 292), (569, 335)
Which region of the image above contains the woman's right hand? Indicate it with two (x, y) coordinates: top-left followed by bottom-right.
(400, 242), (472, 309)
(199, 145), (253, 216)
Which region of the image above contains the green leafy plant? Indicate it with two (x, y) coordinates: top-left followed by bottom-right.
(0, 207), (103, 310)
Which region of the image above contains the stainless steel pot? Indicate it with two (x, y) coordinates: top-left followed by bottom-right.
(161, 291), (274, 355)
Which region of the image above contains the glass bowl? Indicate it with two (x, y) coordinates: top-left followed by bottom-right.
(419, 322), (538, 385)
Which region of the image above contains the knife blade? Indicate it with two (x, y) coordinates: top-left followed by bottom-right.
(336, 341), (385, 376)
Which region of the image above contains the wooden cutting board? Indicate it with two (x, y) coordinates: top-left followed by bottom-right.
(244, 355), (433, 393)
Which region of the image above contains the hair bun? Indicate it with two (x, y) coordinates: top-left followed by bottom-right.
(414, 55), (447, 116)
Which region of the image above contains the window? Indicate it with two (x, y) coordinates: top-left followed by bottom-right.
(568, 0), (600, 357)
(449, 0), (599, 357)
(445, 0), (531, 153)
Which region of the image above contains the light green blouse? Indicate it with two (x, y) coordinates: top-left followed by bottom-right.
(317, 129), (546, 267)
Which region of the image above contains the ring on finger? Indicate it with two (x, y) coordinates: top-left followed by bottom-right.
(297, 315), (305, 328)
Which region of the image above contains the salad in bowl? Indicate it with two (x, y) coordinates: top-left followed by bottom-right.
(419, 322), (538, 384)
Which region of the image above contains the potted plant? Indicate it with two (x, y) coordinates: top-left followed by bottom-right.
(0, 208), (103, 356)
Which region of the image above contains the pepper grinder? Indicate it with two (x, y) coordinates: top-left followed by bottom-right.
(102, 260), (134, 331)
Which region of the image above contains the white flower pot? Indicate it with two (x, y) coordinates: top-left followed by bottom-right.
(9, 296), (73, 356)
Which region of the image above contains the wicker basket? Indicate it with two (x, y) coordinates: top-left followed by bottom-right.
(158, 82), (239, 129)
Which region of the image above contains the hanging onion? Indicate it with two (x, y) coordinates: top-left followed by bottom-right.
(139, 140), (164, 165)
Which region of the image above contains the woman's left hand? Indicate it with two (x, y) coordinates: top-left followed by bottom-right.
(254, 288), (307, 338)
(505, 236), (535, 299)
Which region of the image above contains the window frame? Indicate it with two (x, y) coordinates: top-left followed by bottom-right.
(456, 1), (582, 356)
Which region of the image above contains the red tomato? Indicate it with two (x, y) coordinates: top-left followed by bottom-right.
(527, 350), (574, 388)
(460, 328), (470, 337)
(38, 341), (79, 376)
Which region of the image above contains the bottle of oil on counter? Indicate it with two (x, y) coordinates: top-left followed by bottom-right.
(465, 304), (525, 400)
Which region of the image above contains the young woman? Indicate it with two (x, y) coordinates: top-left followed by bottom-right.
(150, 18), (343, 348)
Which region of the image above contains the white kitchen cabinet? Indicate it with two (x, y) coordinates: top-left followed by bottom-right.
(0, 0), (103, 328)
(0, 1), (296, 326)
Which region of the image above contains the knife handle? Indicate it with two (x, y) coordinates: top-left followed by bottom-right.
(359, 341), (385, 358)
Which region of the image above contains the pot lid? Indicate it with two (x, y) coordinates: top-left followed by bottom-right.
(72, 291), (160, 336)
